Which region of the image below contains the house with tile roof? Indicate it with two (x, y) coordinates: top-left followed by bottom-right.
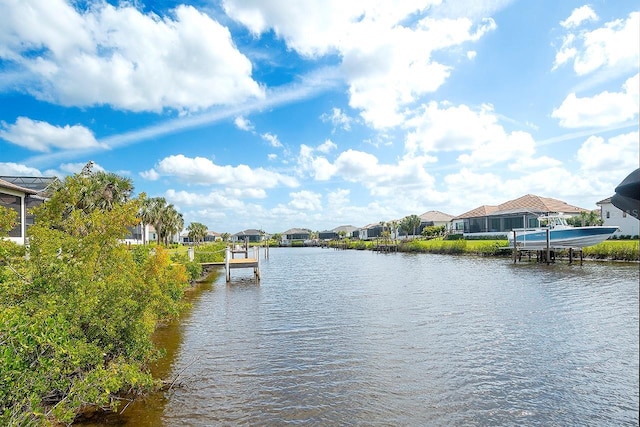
(452, 194), (587, 237)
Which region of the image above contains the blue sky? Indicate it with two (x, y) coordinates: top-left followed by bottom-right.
(1, 0), (638, 234)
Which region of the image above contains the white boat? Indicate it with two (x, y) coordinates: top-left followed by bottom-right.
(507, 214), (618, 250)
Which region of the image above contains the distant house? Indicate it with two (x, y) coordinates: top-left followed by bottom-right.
(0, 178), (38, 245)
(597, 196), (639, 237)
(281, 228), (311, 244)
(419, 210), (454, 230)
(453, 194), (586, 237)
(231, 229), (265, 243)
(318, 225), (358, 240)
(179, 230), (221, 244)
(357, 223), (384, 240)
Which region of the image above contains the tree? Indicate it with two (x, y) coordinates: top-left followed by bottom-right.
(137, 193), (154, 245)
(159, 205), (183, 245)
(48, 163), (133, 215)
(187, 222), (208, 245)
(220, 232), (231, 242)
(0, 170), (190, 425)
(401, 215), (422, 238)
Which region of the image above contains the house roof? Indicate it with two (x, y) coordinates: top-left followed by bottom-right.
(0, 176), (58, 196)
(494, 194), (585, 215)
(454, 194), (587, 220)
(282, 228), (310, 235)
(453, 205), (498, 220)
(419, 210), (454, 222)
(332, 225), (357, 233)
(597, 196), (613, 205)
(0, 178), (39, 195)
(233, 229), (263, 236)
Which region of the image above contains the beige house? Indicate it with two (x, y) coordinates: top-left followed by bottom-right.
(453, 194), (586, 237)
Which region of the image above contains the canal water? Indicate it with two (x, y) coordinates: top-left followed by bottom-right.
(104, 248), (638, 426)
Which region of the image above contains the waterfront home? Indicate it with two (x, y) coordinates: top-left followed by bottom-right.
(597, 196), (639, 237)
(419, 210), (454, 231)
(281, 228), (311, 245)
(0, 178), (38, 245)
(357, 223), (385, 240)
(231, 229), (265, 243)
(179, 230), (222, 244)
(1, 176), (58, 242)
(318, 225), (358, 240)
(453, 194), (586, 238)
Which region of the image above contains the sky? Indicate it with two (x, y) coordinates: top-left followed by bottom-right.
(0, 0), (638, 234)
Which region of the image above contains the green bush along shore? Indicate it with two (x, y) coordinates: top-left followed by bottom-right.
(331, 237), (639, 261)
(0, 173), (192, 426)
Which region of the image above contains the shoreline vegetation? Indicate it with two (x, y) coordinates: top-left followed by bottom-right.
(322, 237), (639, 262)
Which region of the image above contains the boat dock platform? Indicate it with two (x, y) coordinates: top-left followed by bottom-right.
(225, 243), (261, 282)
(509, 229), (584, 265)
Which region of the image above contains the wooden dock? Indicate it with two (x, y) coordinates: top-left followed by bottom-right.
(510, 229), (583, 265)
(225, 243), (261, 282)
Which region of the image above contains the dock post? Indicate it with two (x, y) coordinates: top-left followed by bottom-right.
(255, 246), (261, 282)
(188, 246), (194, 262)
(545, 229), (551, 265)
(512, 230), (517, 264)
(225, 247), (230, 282)
(569, 248), (573, 264)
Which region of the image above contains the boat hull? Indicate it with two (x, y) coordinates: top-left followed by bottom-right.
(508, 226), (619, 250)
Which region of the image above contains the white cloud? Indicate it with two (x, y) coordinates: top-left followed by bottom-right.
(139, 168), (160, 181)
(577, 131), (640, 173)
(223, 1), (497, 129)
(560, 6), (598, 29)
(327, 188), (350, 208)
(261, 132), (282, 148)
(553, 11), (639, 75)
(153, 154), (299, 188)
(457, 130), (536, 167)
(466, 50), (477, 60)
(405, 101), (534, 168)
(0, 1), (264, 112)
(0, 117), (104, 152)
(552, 73), (639, 128)
(320, 107), (352, 131)
(288, 190), (322, 211)
(234, 116), (254, 131)
(297, 144), (336, 181)
(166, 189), (245, 209)
(0, 162), (43, 176)
(317, 139), (337, 154)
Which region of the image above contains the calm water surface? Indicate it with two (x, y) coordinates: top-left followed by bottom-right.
(110, 248), (638, 426)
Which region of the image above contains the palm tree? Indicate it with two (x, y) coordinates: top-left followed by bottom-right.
(187, 222), (208, 245)
(159, 205), (183, 245)
(401, 215), (422, 239)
